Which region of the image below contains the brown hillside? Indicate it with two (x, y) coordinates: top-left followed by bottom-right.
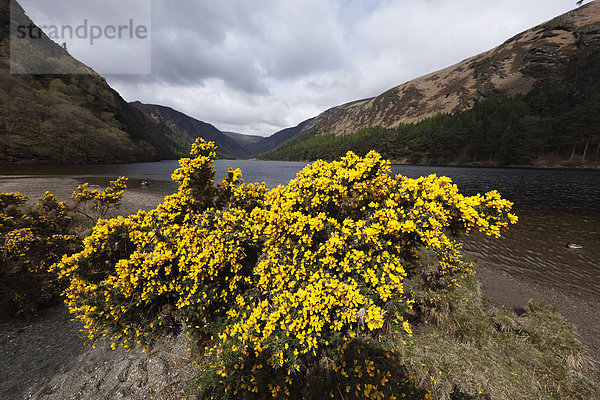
(301, 1), (600, 136)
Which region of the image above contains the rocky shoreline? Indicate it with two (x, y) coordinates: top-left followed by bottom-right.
(0, 306), (197, 399)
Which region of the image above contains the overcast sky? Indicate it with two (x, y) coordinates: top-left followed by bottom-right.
(19, 0), (589, 136)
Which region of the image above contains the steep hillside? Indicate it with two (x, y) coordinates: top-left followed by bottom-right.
(222, 131), (263, 146)
(300, 2), (600, 137)
(251, 118), (315, 155)
(0, 0), (177, 163)
(130, 103), (253, 159)
(260, 87), (600, 166)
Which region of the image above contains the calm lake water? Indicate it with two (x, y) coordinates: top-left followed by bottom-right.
(1, 160), (599, 298)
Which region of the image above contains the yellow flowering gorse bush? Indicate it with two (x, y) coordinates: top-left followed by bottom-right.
(0, 191), (76, 314)
(54, 139), (517, 398)
(72, 177), (128, 222)
(1, 177), (129, 315)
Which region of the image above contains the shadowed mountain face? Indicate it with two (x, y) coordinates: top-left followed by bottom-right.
(130, 102), (255, 159)
(0, 0), (180, 163)
(222, 131), (263, 146)
(299, 2), (600, 137)
(247, 118), (315, 156)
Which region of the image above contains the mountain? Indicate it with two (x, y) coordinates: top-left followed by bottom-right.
(217, 119), (316, 158)
(250, 118), (315, 155)
(222, 131), (263, 146)
(0, 0), (181, 163)
(0, 0), (308, 163)
(300, 2), (600, 136)
(130, 103), (254, 159)
(263, 2), (600, 166)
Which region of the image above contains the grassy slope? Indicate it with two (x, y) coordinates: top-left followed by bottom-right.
(181, 261), (599, 399)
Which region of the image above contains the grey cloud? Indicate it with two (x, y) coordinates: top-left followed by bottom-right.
(18, 0), (584, 136)
(121, 0), (349, 93)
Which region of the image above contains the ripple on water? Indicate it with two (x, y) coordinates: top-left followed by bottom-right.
(461, 207), (600, 298)
(2, 162), (599, 299)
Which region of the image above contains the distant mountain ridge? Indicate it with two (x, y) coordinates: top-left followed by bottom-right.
(297, 1), (600, 137)
(251, 118), (315, 156)
(222, 131), (263, 145)
(129, 102), (254, 159)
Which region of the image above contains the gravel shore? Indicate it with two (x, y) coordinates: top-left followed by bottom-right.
(1, 176), (598, 399)
(0, 307), (197, 399)
(0, 176), (168, 217)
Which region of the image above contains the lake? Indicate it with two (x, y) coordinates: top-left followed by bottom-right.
(1, 160), (599, 298)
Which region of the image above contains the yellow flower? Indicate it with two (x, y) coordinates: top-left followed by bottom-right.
(53, 138), (517, 397)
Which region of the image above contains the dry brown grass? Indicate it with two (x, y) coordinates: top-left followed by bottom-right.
(399, 271), (599, 399)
